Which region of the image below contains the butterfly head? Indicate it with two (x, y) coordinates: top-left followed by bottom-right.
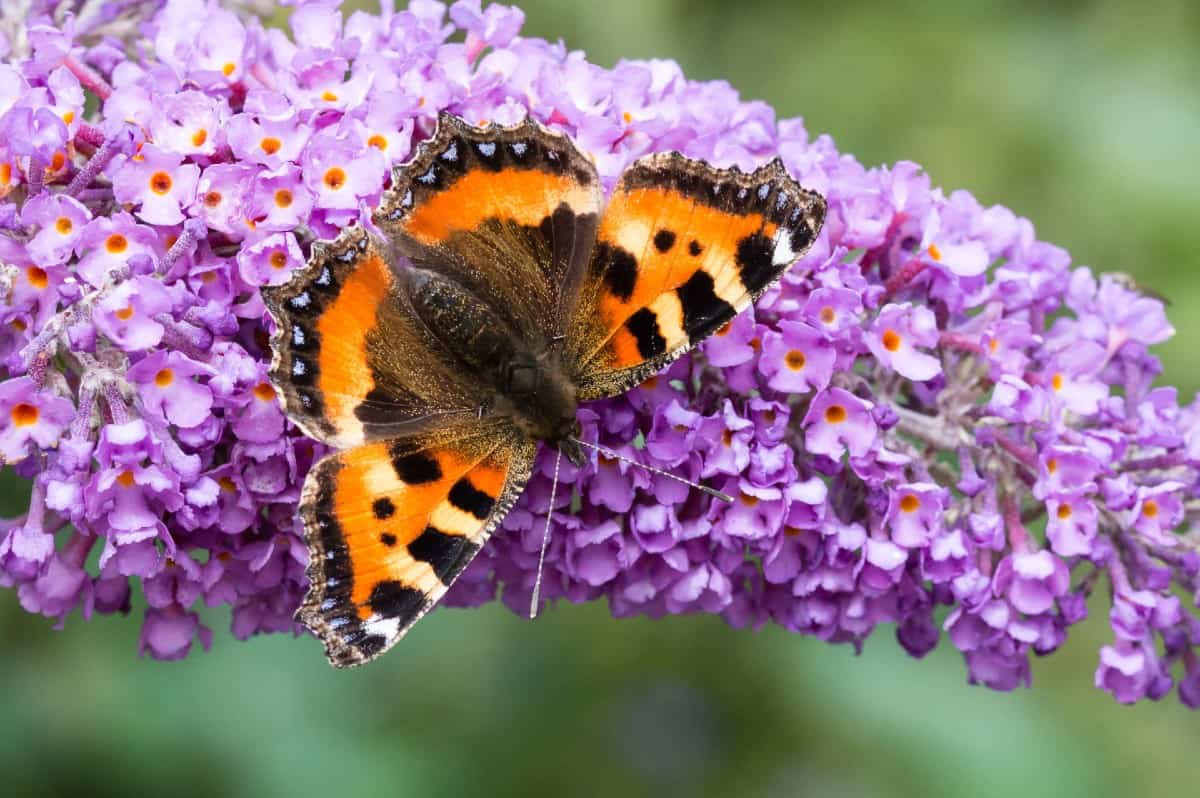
(497, 351), (586, 467)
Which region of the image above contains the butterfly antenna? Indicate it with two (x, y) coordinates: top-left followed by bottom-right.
(569, 437), (734, 503)
(529, 448), (562, 619)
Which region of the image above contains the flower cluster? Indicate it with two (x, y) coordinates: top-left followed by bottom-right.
(1, 0), (1198, 705)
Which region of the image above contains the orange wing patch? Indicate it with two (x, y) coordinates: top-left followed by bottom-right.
(297, 427), (536, 667)
(567, 153), (826, 396)
(399, 167), (598, 246)
(313, 251), (392, 441)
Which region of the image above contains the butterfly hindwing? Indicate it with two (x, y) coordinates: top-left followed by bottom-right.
(262, 225), (485, 448)
(565, 153), (826, 399)
(297, 420), (537, 667)
(374, 112), (603, 347)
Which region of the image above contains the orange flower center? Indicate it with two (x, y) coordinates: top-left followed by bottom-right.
(200, 271), (217, 284)
(882, 329), (901, 352)
(899, 494), (920, 513)
(0, 163), (10, 185)
(988, 338), (999, 353)
(819, 306), (836, 324)
(269, 251), (288, 270)
(1051, 373), (1064, 392)
(321, 90), (338, 102)
(784, 350), (806, 371)
(154, 368), (174, 387)
(1057, 504), (1073, 520)
(367, 134), (388, 150)
(114, 304), (134, 321)
(203, 190), (223, 207)
(1143, 499), (1159, 519)
(323, 167), (346, 190)
(10, 403), (39, 427)
(927, 243), (943, 261)
(218, 477), (237, 493)
(783, 526), (802, 537)
(739, 494), (759, 507)
(192, 129), (208, 147)
(253, 382), (276, 402)
(10, 318), (27, 332)
(54, 216), (73, 235)
(273, 189), (294, 208)
(222, 62), (236, 77)
(260, 137), (282, 155)
(749, 337), (761, 353)
(50, 151), (66, 171)
(721, 429), (733, 447)
(1046, 458), (1058, 474)
(824, 404), (847, 424)
(105, 233), (128, 253)
(26, 266), (48, 289)
(116, 470), (136, 488)
(149, 171), (173, 195)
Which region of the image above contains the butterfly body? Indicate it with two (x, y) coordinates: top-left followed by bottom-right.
(404, 265), (585, 464)
(263, 113), (825, 667)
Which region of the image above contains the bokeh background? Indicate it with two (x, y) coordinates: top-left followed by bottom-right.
(4, 1), (1200, 796)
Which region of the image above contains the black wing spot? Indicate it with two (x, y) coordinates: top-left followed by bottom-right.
(380, 532), (397, 547)
(391, 450), (442, 484)
(625, 308), (667, 358)
(789, 218), (814, 253)
(688, 240), (704, 257)
(409, 526), (473, 581)
(368, 580), (425, 619)
(735, 232), (776, 293)
(597, 242), (638, 302)
(653, 229), (676, 253)
(373, 498), (396, 520)
(448, 478), (494, 520)
(677, 269), (736, 340)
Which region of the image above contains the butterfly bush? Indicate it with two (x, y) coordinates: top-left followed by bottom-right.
(2, 0), (1199, 705)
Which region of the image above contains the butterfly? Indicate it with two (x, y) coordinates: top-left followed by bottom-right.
(262, 113), (826, 667)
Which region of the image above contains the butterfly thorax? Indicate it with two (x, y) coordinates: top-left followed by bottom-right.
(406, 267), (585, 465)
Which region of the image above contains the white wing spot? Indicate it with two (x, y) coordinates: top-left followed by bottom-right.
(477, 141), (497, 157)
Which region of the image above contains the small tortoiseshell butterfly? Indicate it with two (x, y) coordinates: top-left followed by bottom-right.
(262, 113), (826, 667)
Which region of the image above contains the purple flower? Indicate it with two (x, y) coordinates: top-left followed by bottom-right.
(127, 351), (216, 428)
(20, 193), (91, 265)
(112, 143), (200, 226)
(801, 388), (877, 460)
(92, 276), (173, 352)
(993, 551), (1070, 616)
(867, 303), (941, 382)
(0, 377), (74, 463)
(758, 320), (834, 393)
(885, 482), (948, 549)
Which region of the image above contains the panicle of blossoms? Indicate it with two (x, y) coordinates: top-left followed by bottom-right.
(1, 0), (1198, 705)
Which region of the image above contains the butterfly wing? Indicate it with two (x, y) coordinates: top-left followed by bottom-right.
(564, 153), (826, 399)
(373, 112), (603, 349)
(298, 420), (537, 667)
(262, 225), (485, 448)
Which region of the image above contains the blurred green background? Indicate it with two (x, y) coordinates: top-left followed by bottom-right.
(4, 1), (1200, 796)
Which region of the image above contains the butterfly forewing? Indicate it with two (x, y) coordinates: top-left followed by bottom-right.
(565, 152), (826, 399)
(262, 226), (486, 448)
(374, 112), (604, 347)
